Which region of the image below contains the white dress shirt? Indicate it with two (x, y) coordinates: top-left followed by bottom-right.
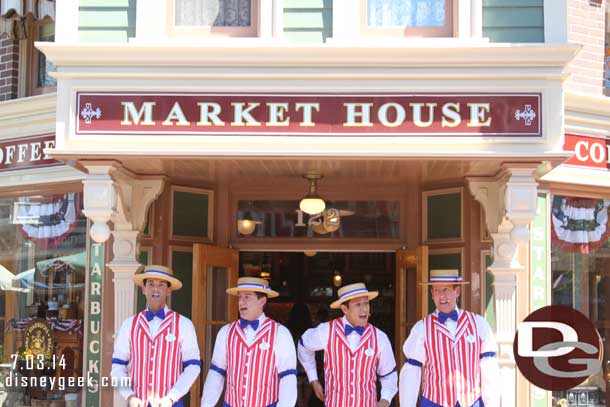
(297, 316), (398, 403)
(399, 308), (501, 407)
(200, 313), (297, 407)
(111, 306), (201, 403)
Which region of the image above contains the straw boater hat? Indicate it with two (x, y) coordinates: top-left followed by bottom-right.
(330, 282), (379, 309)
(226, 277), (279, 298)
(132, 265), (183, 290)
(421, 269), (470, 285)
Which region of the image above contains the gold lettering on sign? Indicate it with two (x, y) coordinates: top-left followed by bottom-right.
(121, 102), (157, 126)
(295, 103), (320, 127)
(162, 102), (190, 126)
(197, 103), (225, 126)
(266, 103), (290, 127)
(409, 103), (437, 128)
(231, 102), (261, 126)
(377, 103), (406, 128)
(441, 102), (461, 127)
(467, 103), (491, 127)
(343, 103), (374, 127)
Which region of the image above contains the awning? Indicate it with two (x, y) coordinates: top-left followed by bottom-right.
(13, 251), (85, 290)
(0, 264), (29, 292)
(0, 0), (54, 39)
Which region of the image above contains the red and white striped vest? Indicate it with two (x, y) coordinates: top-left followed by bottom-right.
(422, 310), (482, 407)
(324, 318), (379, 407)
(224, 318), (279, 407)
(129, 310), (182, 405)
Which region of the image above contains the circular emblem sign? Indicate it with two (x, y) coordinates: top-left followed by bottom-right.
(24, 320), (54, 360)
(514, 305), (603, 391)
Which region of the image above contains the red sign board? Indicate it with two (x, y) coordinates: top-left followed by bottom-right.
(564, 134), (610, 170)
(76, 93), (541, 137)
(0, 134), (59, 172)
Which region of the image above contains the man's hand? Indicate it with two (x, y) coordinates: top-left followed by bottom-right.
(311, 380), (325, 401)
(377, 399), (390, 407)
(127, 395), (145, 407)
(156, 396), (175, 407)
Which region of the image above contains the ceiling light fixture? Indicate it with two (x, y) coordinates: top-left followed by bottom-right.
(299, 173), (325, 215)
(237, 211), (260, 236)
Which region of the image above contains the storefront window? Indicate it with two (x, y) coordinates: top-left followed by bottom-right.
(551, 194), (610, 407)
(237, 200), (400, 239)
(0, 192), (86, 406)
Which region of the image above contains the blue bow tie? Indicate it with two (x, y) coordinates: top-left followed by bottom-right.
(240, 319), (259, 330)
(145, 308), (165, 322)
(344, 324), (365, 336)
(438, 310), (459, 324)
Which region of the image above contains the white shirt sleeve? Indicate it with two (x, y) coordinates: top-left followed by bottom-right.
(275, 325), (297, 407)
(476, 315), (501, 407)
(297, 322), (329, 382)
(376, 329), (398, 403)
(111, 317), (135, 401)
(200, 324), (229, 407)
(399, 320), (425, 407)
(167, 316), (202, 403)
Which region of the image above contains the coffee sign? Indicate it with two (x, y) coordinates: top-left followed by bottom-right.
(0, 134), (58, 172)
(564, 134), (610, 170)
(76, 93), (542, 137)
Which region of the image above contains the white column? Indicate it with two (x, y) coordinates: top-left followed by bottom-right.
(82, 162), (165, 407)
(54, 0), (79, 43)
(135, 0), (167, 41)
(468, 164), (539, 407)
(470, 0), (482, 38)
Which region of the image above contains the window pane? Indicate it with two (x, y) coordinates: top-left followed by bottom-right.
(427, 192), (461, 240)
(237, 200), (400, 239)
(175, 0), (252, 27)
(206, 266), (228, 321)
(551, 194), (610, 406)
(171, 250), (193, 319)
(37, 22), (56, 88)
(0, 192), (86, 402)
(367, 0), (445, 27)
(172, 189), (211, 239)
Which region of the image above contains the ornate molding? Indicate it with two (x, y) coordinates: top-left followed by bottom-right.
(81, 161), (166, 243)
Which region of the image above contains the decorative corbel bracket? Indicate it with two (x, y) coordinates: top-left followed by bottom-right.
(81, 161), (166, 244)
(468, 163), (540, 270)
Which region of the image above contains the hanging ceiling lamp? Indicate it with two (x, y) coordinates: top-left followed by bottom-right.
(237, 211), (260, 236)
(299, 173), (326, 215)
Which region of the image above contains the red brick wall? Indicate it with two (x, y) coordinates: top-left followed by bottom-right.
(0, 32), (19, 101)
(565, 0), (607, 95)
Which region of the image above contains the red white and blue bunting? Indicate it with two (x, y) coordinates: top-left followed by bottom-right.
(551, 196), (610, 254)
(16, 193), (81, 250)
(5, 318), (83, 335)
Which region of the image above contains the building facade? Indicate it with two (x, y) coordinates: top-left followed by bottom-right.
(0, 1), (609, 406)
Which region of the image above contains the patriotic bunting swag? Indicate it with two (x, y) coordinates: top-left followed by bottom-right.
(551, 196), (610, 254)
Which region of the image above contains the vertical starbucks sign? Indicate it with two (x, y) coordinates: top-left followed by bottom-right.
(530, 193), (550, 407)
(86, 242), (104, 407)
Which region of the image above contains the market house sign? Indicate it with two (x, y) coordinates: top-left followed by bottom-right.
(76, 93), (541, 137)
(0, 134), (58, 172)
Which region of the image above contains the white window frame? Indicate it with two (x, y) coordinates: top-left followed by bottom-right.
(331, 0), (483, 42)
(135, 0), (283, 42)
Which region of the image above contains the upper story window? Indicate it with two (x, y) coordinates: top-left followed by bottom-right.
(169, 0), (258, 37)
(0, 0), (55, 99)
(362, 0), (453, 37)
(29, 18), (56, 95)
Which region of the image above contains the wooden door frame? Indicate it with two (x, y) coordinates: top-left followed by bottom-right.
(191, 244), (238, 407)
(395, 245), (428, 368)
